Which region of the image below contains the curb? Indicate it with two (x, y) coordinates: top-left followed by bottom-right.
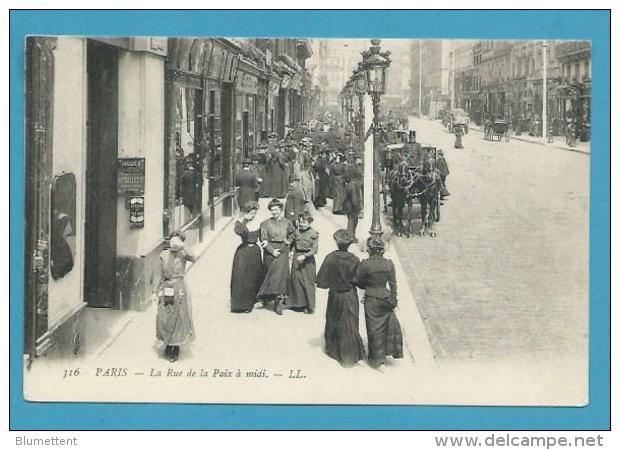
(469, 126), (590, 155)
(318, 206), (437, 369)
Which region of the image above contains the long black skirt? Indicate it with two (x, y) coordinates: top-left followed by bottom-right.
(364, 296), (403, 367)
(332, 176), (346, 214)
(324, 288), (366, 366)
(257, 242), (290, 298)
(230, 243), (264, 311)
(287, 255), (316, 310)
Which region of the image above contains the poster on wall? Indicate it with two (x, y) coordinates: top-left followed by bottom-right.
(117, 157), (145, 195)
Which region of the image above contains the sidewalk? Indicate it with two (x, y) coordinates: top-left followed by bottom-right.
(90, 197), (435, 371)
(80, 214), (235, 358)
(469, 124), (591, 155)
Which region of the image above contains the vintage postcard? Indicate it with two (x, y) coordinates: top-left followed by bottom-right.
(22, 35), (590, 405)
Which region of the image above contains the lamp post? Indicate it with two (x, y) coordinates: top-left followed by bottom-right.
(344, 82), (354, 131)
(353, 65), (367, 140)
(362, 39), (391, 238)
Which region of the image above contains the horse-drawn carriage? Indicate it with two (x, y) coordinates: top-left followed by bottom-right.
(382, 143), (443, 238)
(484, 119), (510, 142)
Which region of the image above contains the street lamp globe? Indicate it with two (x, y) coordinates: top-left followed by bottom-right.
(363, 39), (390, 96)
(353, 66), (367, 96)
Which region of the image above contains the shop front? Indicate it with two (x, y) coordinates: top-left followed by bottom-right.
(234, 61), (261, 168)
(164, 38), (240, 237)
(266, 75), (281, 135)
(25, 36), (168, 361)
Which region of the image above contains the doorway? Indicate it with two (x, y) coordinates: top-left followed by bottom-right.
(84, 41), (119, 308)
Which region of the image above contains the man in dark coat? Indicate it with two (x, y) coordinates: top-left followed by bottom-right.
(180, 160), (200, 216)
(437, 149), (450, 200)
(235, 161), (260, 210)
(343, 173), (362, 242)
(285, 174), (306, 228)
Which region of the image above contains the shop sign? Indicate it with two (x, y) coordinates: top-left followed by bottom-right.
(207, 44), (226, 80)
(290, 74), (302, 91)
(269, 79), (281, 96)
(281, 74), (292, 89)
(237, 72), (258, 94)
(117, 157), (145, 195)
(222, 52), (239, 83)
(129, 196), (145, 229)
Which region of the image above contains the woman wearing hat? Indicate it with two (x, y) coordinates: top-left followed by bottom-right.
(153, 230), (197, 362)
(230, 201), (264, 313)
(272, 147), (289, 198)
(257, 198), (295, 315)
(354, 236), (403, 369)
(312, 150), (329, 208)
(288, 211), (319, 314)
(330, 154), (346, 215)
(317, 229), (366, 367)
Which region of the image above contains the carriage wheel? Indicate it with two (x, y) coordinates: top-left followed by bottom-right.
(435, 192), (441, 222)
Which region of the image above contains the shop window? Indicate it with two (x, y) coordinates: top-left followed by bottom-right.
(574, 64), (580, 83)
(242, 111), (249, 159)
(174, 86), (203, 218)
(205, 87), (224, 198)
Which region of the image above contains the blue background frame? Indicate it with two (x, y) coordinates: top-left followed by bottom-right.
(9, 10), (611, 430)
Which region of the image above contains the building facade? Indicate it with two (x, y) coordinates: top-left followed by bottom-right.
(24, 36), (314, 362)
(554, 41), (592, 141)
(409, 40), (450, 118)
(450, 39), (590, 139)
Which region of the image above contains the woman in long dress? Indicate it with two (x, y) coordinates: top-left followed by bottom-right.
(271, 149), (289, 198)
(330, 154), (346, 215)
(354, 236), (403, 369)
(257, 198), (295, 315)
(316, 229), (366, 367)
(154, 230), (197, 362)
(288, 212), (318, 314)
(313, 151), (329, 208)
(230, 201), (264, 313)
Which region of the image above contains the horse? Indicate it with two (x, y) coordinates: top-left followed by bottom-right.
(413, 153), (442, 237)
(388, 164), (415, 237)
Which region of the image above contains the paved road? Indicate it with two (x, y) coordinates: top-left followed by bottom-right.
(392, 117), (589, 364)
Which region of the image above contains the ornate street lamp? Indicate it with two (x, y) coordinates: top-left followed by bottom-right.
(362, 39), (391, 237)
(344, 81), (353, 127)
(353, 65), (367, 140)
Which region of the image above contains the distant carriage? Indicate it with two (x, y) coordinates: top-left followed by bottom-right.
(484, 119), (510, 142)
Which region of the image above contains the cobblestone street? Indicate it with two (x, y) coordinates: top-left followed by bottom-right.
(393, 117), (589, 365)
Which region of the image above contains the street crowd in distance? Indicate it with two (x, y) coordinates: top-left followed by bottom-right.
(150, 114), (432, 370)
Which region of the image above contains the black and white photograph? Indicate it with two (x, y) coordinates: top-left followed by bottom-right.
(23, 36), (591, 405)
